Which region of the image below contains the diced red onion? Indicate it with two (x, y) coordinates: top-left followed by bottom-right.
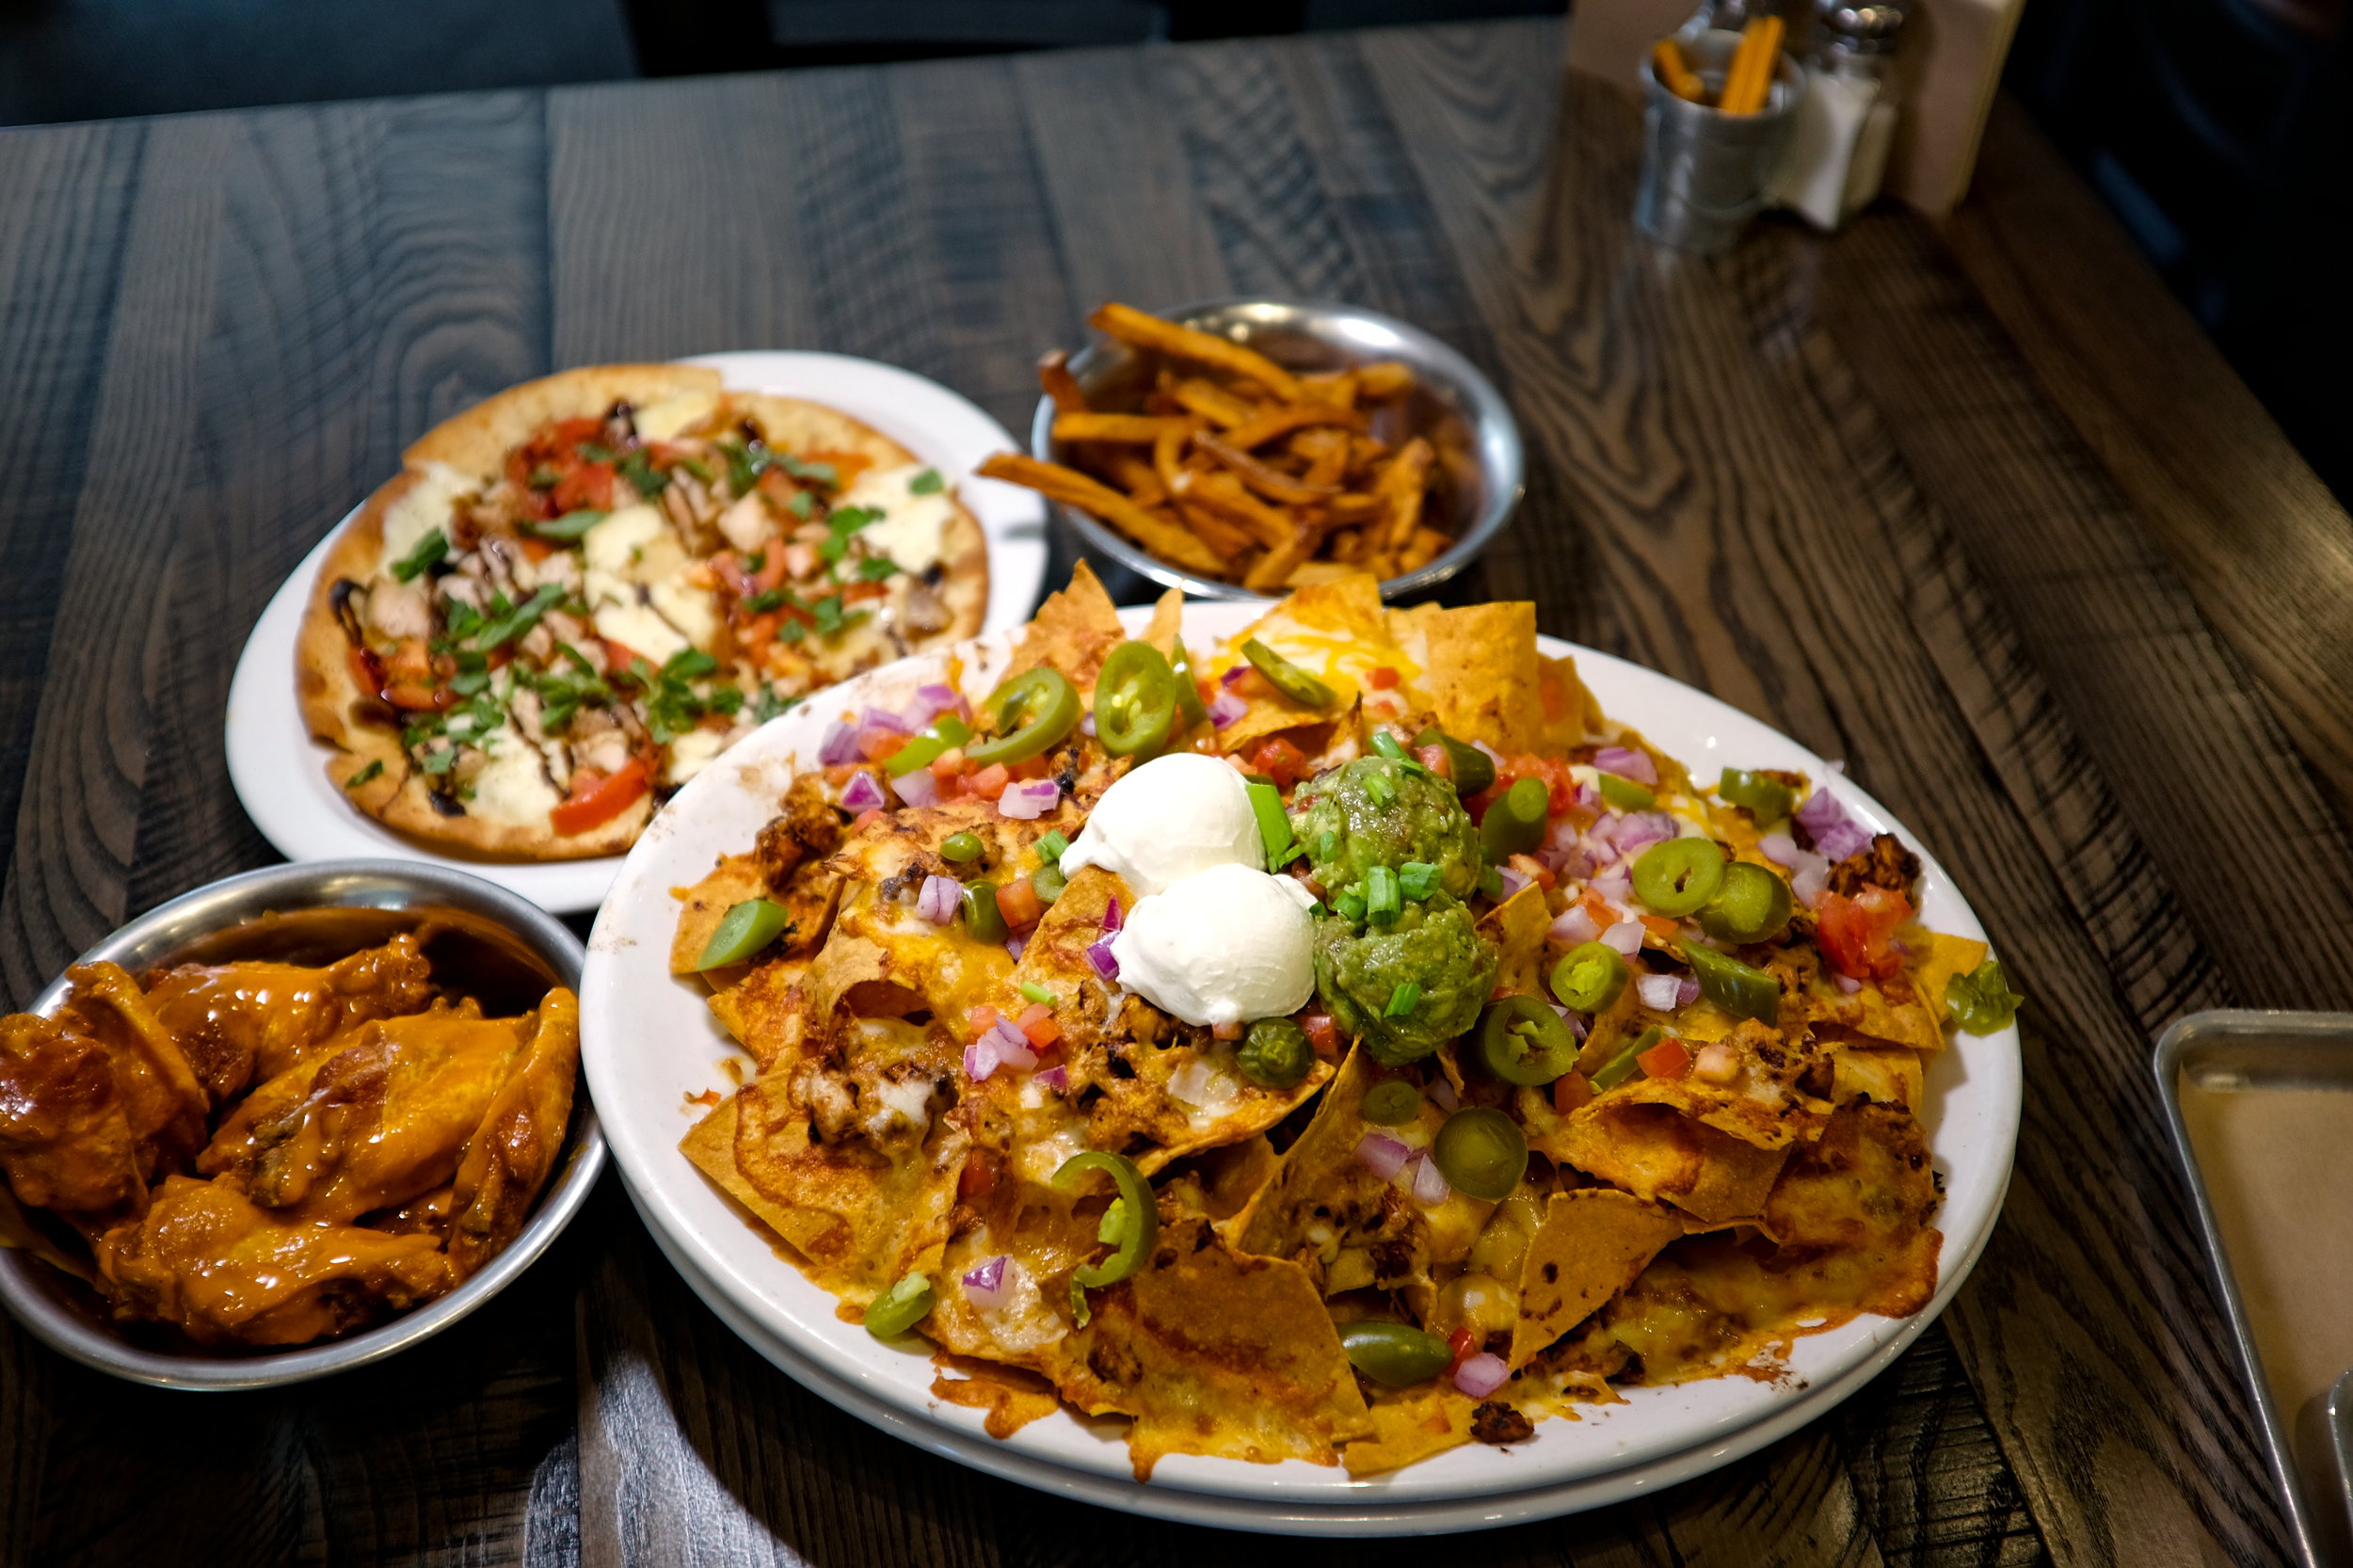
(1353, 1132), (1411, 1180)
(1208, 690), (1248, 728)
(1600, 920), (1644, 956)
(997, 778), (1061, 820)
(890, 767), (939, 808)
(1429, 1078), (1460, 1113)
(818, 721), (861, 766)
(1085, 939), (1119, 980)
(1474, 740), (1504, 766)
(1558, 1005), (1589, 1039)
(1453, 1352), (1509, 1399)
(1593, 745), (1657, 787)
(917, 873), (962, 925)
(1676, 974), (1702, 1008)
(962, 1255), (1009, 1306)
(1835, 973), (1863, 995)
(1221, 665), (1249, 690)
(987, 1018), (1035, 1062)
(1550, 905), (1601, 945)
(1495, 866), (1532, 901)
(1614, 812), (1676, 856)
(1636, 973), (1682, 1011)
(1592, 870), (1633, 904)
(1036, 1064), (1068, 1093)
(1079, 712), (1096, 738)
(1792, 862), (1829, 906)
(1796, 789), (1872, 863)
(902, 683), (962, 730)
(1005, 935), (1027, 962)
(961, 1040), (988, 1080)
(1760, 831), (1832, 907)
(1101, 897), (1123, 932)
(861, 705), (912, 735)
(1411, 1152), (1451, 1206)
(840, 772), (887, 813)
(1574, 780), (1601, 816)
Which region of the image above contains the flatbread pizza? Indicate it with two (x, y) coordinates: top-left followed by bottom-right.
(297, 365), (989, 859)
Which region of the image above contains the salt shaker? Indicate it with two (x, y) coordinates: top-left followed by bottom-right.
(1770, 1), (1908, 230)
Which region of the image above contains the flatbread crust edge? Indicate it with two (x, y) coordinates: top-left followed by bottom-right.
(296, 368), (988, 860)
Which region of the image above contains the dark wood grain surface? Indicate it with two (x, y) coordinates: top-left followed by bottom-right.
(0, 17), (2339, 1566)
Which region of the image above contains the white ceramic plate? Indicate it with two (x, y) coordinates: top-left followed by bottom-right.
(225, 351), (1048, 914)
(579, 604), (2021, 1527)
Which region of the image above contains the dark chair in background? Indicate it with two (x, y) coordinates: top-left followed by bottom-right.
(2008, 0), (2350, 500)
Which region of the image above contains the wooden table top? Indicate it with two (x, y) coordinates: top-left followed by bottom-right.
(2, 16), (2345, 1565)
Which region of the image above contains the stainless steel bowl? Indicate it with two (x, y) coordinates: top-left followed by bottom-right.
(0, 859), (603, 1389)
(1031, 296), (1524, 602)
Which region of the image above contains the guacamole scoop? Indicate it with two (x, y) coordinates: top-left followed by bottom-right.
(1312, 893), (1497, 1065)
(1291, 757), (1481, 903)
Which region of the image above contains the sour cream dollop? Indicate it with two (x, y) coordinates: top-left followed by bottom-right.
(1060, 752), (1260, 897)
(1111, 862), (1318, 1028)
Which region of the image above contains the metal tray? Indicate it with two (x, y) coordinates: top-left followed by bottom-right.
(2154, 1010), (2353, 1566)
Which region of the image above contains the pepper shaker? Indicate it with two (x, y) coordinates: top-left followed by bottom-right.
(1770, 0), (1908, 230)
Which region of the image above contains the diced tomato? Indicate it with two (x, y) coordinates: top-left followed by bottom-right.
(858, 727), (903, 762)
(384, 682), (453, 712)
(743, 612), (784, 648)
(551, 462), (614, 516)
(851, 808), (886, 831)
(1300, 1013), (1342, 1057)
(1231, 667), (1275, 702)
(1447, 1326), (1478, 1370)
(841, 580), (889, 604)
(966, 1004), (1000, 1034)
(957, 1153), (999, 1200)
(346, 645), (386, 696)
(968, 763), (1011, 801)
(602, 638), (647, 677)
(1368, 665), (1400, 691)
(1415, 744), (1451, 780)
(750, 548), (790, 594)
(709, 551), (757, 600)
(1638, 1037), (1692, 1080)
(1817, 886), (1913, 981)
(1249, 735), (1310, 789)
(1507, 852), (1556, 891)
(995, 878), (1044, 931)
(1017, 1003), (1062, 1049)
(1551, 1070), (1595, 1116)
(1638, 913), (1678, 939)
(550, 757), (649, 836)
(755, 467), (804, 511)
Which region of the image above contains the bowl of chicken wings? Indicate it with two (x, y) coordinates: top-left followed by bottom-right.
(0, 859), (601, 1387)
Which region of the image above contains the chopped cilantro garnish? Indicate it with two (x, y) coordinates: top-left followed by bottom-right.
(470, 584), (565, 651)
(809, 594), (866, 637)
(421, 744), (459, 776)
(743, 588), (787, 614)
(526, 463), (561, 490)
(856, 557), (899, 582)
(786, 489), (814, 519)
(909, 468), (943, 495)
(344, 760), (383, 789)
(576, 441), (615, 463)
(528, 509), (605, 541)
(616, 448), (666, 498)
(753, 686), (797, 723)
(719, 437), (766, 497)
(779, 455), (839, 488)
(677, 456), (712, 482)
(705, 683), (744, 716)
(390, 529), (448, 583)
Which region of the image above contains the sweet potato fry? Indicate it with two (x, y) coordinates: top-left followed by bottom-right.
(1172, 377), (1255, 428)
(1400, 524), (1449, 572)
(1153, 418), (1202, 495)
(1188, 471), (1300, 552)
(1052, 412), (1192, 444)
(1223, 403), (1368, 452)
(1173, 500), (1257, 559)
(1242, 519), (1318, 592)
(1090, 302), (1303, 401)
(1038, 350), (1089, 415)
(977, 454), (1227, 574)
(1196, 432), (1339, 506)
(1356, 360), (1415, 399)
(1105, 454), (1167, 507)
(1292, 427), (1352, 489)
(1326, 493), (1382, 526)
(1297, 370), (1360, 409)
(1376, 438), (1434, 554)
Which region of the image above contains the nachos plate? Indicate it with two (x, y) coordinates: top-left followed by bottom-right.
(580, 590), (2020, 1513)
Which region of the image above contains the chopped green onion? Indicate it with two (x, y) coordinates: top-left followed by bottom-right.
(1384, 980), (1422, 1017)
(1368, 729), (1407, 762)
(1244, 780), (1292, 871)
(1018, 982), (1057, 1006)
(1336, 888), (1368, 924)
(1365, 864), (1401, 924)
(1398, 861), (1437, 900)
(1034, 830), (1070, 865)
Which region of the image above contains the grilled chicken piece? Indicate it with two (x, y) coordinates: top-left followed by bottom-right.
(93, 1175), (451, 1346)
(144, 934), (434, 1102)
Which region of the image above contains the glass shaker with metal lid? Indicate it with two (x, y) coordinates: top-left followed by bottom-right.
(1770, 0), (1909, 228)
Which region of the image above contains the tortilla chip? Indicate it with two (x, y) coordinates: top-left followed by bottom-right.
(1342, 1384), (1476, 1476)
(707, 955), (812, 1071)
(1761, 1103), (1942, 1318)
(1213, 575), (1404, 750)
(1536, 653), (1603, 754)
(1007, 560), (1128, 688)
(1512, 1189), (1686, 1367)
(1055, 1213), (1374, 1478)
(671, 854), (771, 976)
(1478, 882), (1552, 1000)
(1142, 585), (1186, 654)
(1812, 979), (1942, 1054)
(1557, 1098), (1792, 1224)
(931, 1357), (1064, 1438)
(1832, 1045), (1925, 1111)
(1390, 601), (1545, 754)
(1911, 931), (1988, 1039)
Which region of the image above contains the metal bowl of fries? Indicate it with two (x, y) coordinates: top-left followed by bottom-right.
(1016, 297), (1522, 602)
